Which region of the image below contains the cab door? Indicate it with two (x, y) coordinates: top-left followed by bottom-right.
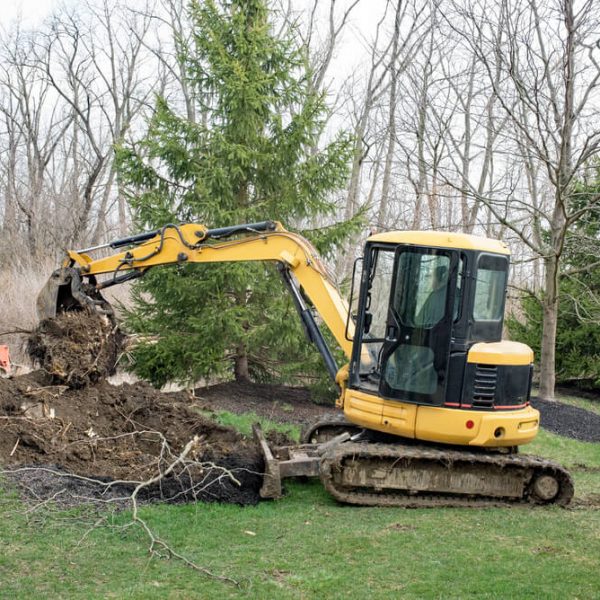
(379, 247), (459, 406)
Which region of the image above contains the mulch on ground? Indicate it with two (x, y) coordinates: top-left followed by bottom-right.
(531, 397), (600, 443)
(195, 381), (336, 426)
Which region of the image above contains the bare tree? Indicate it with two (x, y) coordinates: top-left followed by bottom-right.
(0, 25), (74, 258)
(36, 1), (155, 245)
(300, 0), (364, 92)
(376, 0), (430, 231)
(0, 0), (159, 356)
(446, 0), (600, 398)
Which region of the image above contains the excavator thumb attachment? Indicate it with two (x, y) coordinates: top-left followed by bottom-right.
(36, 267), (114, 321)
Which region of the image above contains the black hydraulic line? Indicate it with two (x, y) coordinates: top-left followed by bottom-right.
(107, 220), (277, 250)
(109, 229), (160, 249)
(204, 221), (278, 239)
(96, 270), (146, 290)
(277, 264), (339, 385)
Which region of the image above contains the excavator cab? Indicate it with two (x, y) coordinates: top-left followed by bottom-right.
(353, 244), (462, 404)
(342, 231), (536, 447)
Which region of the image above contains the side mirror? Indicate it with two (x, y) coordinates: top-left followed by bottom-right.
(345, 256), (364, 341)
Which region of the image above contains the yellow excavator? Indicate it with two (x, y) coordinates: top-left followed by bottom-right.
(37, 220), (573, 507)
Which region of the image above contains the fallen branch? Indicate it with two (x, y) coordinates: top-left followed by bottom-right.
(0, 429), (248, 585)
(129, 436), (238, 584)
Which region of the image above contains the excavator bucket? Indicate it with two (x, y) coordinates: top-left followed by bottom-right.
(36, 267), (113, 321)
(37, 268), (73, 320)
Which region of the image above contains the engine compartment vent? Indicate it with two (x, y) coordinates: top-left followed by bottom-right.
(472, 364), (497, 407)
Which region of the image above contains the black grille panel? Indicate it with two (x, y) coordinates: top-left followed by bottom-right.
(472, 364), (497, 407)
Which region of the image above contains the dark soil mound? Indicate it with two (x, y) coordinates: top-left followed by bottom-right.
(0, 372), (263, 506)
(28, 311), (123, 388)
(196, 381), (336, 425)
(531, 397), (600, 443)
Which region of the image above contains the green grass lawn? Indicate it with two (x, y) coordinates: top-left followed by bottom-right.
(1, 417), (599, 599)
(202, 409), (301, 441)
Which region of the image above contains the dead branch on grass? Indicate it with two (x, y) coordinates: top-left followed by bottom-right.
(128, 436), (239, 585)
(0, 429), (248, 585)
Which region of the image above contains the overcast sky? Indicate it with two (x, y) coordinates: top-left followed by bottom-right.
(2, 0), (62, 25)
(0, 0), (388, 91)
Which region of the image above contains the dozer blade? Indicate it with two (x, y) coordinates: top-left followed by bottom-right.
(36, 267), (113, 321)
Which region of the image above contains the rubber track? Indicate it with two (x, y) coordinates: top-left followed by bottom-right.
(319, 442), (574, 508)
(300, 415), (362, 444)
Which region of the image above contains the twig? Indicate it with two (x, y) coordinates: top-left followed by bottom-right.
(25, 385), (69, 397)
(0, 328), (32, 337)
(10, 438), (20, 456)
(22, 488), (67, 514)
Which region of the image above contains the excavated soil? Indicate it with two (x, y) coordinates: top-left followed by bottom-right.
(0, 372), (263, 507)
(28, 311), (123, 388)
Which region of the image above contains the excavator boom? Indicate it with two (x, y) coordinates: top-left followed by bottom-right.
(38, 221), (352, 380)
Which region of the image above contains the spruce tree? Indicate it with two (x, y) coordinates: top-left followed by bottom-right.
(118, 0), (357, 389)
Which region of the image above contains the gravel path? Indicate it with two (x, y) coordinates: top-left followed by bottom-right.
(531, 397), (600, 443)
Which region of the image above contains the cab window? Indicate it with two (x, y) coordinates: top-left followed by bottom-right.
(357, 248), (394, 381)
(473, 254), (508, 321)
(392, 252), (451, 328)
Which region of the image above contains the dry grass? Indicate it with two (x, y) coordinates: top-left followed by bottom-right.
(0, 262), (53, 366)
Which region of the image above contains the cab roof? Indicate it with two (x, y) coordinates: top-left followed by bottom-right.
(366, 230), (510, 255)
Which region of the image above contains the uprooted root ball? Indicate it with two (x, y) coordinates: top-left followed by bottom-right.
(28, 311), (123, 388)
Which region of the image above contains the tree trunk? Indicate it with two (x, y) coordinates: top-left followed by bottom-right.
(234, 343), (250, 383)
(376, 0), (401, 231)
(539, 255), (559, 399)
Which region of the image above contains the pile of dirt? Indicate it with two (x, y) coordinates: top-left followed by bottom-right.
(0, 372), (263, 506)
(28, 311), (123, 388)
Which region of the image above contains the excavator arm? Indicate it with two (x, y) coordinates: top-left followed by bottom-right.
(38, 220), (353, 382)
